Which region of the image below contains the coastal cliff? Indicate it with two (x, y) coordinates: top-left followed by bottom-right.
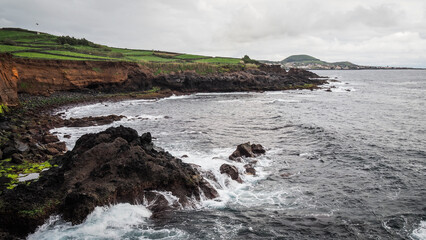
(0, 54), (19, 105)
(0, 53), (323, 106)
(0, 53), (153, 104)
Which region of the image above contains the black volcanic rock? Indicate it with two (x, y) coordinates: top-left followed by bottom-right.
(153, 65), (323, 93)
(220, 164), (243, 183)
(229, 142), (266, 161)
(0, 126), (217, 238)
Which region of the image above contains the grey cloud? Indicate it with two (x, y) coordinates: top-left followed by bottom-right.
(0, 0), (425, 67)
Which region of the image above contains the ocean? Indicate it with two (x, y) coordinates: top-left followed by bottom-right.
(28, 70), (425, 239)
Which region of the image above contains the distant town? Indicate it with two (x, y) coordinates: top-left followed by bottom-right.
(262, 54), (418, 70)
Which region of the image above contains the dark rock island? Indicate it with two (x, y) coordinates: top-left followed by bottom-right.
(0, 126), (218, 238)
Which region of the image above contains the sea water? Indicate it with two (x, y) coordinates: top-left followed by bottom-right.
(30, 70), (426, 239)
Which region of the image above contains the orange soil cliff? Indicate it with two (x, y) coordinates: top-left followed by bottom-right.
(0, 53), (153, 105)
(0, 54), (19, 105)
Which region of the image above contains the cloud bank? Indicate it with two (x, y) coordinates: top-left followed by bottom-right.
(0, 0), (425, 67)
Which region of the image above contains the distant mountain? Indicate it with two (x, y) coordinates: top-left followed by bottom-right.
(261, 54), (416, 70)
(281, 54), (320, 63)
(280, 54), (359, 70)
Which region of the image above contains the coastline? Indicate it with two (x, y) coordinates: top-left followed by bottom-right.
(0, 55), (327, 238)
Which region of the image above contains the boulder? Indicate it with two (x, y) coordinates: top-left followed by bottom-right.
(42, 134), (59, 144)
(244, 164), (256, 175)
(0, 126), (217, 238)
(220, 164), (243, 183)
(14, 140), (29, 153)
(229, 142), (254, 161)
(2, 146), (16, 158)
(11, 153), (23, 164)
(63, 115), (125, 128)
(46, 147), (59, 155)
(229, 142), (266, 161)
(140, 132), (153, 151)
(251, 144), (266, 154)
(46, 142), (67, 153)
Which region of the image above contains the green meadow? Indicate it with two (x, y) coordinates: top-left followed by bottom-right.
(0, 28), (245, 66)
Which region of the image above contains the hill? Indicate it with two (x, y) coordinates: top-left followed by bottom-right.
(281, 54), (359, 70)
(0, 28), (242, 65)
(281, 54), (320, 63)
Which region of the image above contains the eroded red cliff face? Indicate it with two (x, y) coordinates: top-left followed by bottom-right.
(13, 57), (153, 94)
(0, 54), (19, 105)
(0, 54), (153, 104)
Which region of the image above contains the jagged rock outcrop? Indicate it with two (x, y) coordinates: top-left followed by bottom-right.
(229, 142), (266, 161)
(60, 115), (125, 127)
(154, 67), (322, 92)
(220, 164), (243, 183)
(0, 126), (217, 238)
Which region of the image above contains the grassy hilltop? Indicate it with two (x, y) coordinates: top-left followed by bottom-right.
(0, 28), (256, 75)
(0, 28), (241, 63)
(281, 54), (359, 70)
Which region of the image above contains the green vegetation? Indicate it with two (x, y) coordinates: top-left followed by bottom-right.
(174, 54), (208, 60)
(18, 199), (60, 218)
(13, 52), (91, 60)
(92, 67), (102, 73)
(0, 104), (9, 114)
(131, 55), (177, 62)
(0, 44), (37, 52)
(0, 159), (55, 190)
(0, 29), (39, 42)
(141, 62), (247, 76)
(194, 57), (242, 64)
(56, 35), (95, 46)
(242, 55), (260, 64)
(146, 86), (161, 93)
(281, 54), (320, 63)
(0, 28), (251, 68)
(44, 50), (116, 60)
(297, 83), (316, 89)
(279, 54), (359, 70)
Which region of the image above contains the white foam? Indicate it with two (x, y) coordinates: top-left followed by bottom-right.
(28, 203), (188, 240)
(157, 94), (193, 101)
(195, 92), (251, 96)
(412, 221), (426, 240)
(56, 99), (157, 119)
(321, 81), (356, 93)
(264, 91), (286, 95)
(167, 147), (274, 209)
(268, 99), (300, 104)
(149, 191), (184, 209)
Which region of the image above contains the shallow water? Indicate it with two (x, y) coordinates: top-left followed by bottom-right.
(32, 70), (425, 239)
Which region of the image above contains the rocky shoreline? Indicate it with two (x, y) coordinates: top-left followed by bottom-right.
(1, 53), (325, 105)
(0, 126), (220, 238)
(0, 54), (327, 238)
(0, 123), (267, 238)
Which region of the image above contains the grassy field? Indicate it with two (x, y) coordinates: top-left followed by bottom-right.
(0, 44), (38, 52)
(0, 28), (246, 67)
(195, 57), (242, 64)
(12, 52), (91, 61)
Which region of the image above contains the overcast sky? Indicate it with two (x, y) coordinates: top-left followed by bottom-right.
(1, 0), (425, 67)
